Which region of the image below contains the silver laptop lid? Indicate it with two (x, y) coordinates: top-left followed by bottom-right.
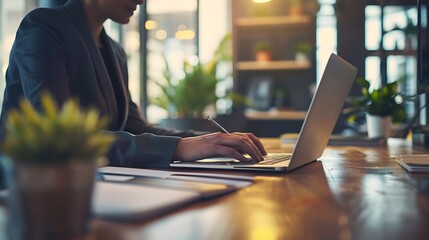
(287, 53), (357, 170)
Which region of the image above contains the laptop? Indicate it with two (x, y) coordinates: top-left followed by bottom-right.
(170, 53), (357, 172)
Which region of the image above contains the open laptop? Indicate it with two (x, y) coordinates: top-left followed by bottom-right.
(171, 53), (357, 172)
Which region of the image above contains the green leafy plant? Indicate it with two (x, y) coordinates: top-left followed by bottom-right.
(0, 93), (116, 164)
(152, 33), (233, 118)
(343, 77), (410, 123)
(403, 12), (417, 36)
(289, 0), (301, 7)
(295, 42), (312, 54)
(153, 61), (218, 118)
(253, 41), (272, 52)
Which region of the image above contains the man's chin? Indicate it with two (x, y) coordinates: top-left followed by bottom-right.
(112, 18), (131, 25)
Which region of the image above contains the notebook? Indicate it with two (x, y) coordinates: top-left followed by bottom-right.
(0, 168), (253, 222)
(93, 167), (254, 221)
(170, 53), (358, 172)
(93, 181), (200, 221)
(396, 154), (429, 173)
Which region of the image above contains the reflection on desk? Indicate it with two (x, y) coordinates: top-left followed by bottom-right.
(1, 138), (429, 240)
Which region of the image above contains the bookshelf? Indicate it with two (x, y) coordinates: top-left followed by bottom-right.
(232, 0), (318, 117)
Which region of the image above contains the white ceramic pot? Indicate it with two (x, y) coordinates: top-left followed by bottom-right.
(295, 52), (309, 62)
(366, 114), (392, 138)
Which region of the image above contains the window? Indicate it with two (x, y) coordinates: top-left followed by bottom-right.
(364, 4), (418, 118)
(105, 9), (141, 105)
(0, 0), (37, 110)
(143, 0), (230, 123)
(144, 0), (198, 123)
(316, 0), (337, 83)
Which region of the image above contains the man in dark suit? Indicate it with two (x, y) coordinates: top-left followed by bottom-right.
(0, 0), (266, 169)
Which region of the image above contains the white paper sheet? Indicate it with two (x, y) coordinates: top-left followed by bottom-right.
(99, 166), (254, 188)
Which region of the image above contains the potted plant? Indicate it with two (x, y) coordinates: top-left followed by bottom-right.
(0, 93), (115, 240)
(253, 41), (273, 62)
(343, 77), (408, 138)
(152, 34), (233, 131)
(294, 42), (312, 62)
(154, 60), (218, 119)
(288, 0), (304, 16)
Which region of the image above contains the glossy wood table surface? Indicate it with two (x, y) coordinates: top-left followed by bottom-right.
(2, 138), (429, 240)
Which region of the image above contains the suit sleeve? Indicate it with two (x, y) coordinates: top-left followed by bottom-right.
(107, 132), (180, 168)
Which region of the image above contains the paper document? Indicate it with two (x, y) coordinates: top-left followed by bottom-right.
(94, 167), (254, 220)
(93, 181), (200, 221)
(99, 166), (254, 188)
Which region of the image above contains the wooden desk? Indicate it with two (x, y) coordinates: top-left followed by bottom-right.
(1, 138), (429, 240)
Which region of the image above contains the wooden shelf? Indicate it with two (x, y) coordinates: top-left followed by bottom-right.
(232, 1), (316, 119)
(235, 15), (311, 27)
(236, 60), (311, 71)
(245, 110), (307, 120)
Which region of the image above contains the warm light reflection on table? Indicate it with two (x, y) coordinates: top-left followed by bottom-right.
(1, 138), (429, 240)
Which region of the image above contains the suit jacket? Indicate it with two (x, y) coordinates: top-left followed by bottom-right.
(0, 0), (197, 169)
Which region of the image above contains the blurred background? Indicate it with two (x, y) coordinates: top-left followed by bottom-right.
(0, 0), (427, 137)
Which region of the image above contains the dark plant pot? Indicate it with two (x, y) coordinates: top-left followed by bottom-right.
(288, 6), (304, 16)
(1, 157), (97, 240)
(255, 50), (272, 62)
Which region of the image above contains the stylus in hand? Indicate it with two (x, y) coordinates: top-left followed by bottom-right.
(207, 115), (230, 134)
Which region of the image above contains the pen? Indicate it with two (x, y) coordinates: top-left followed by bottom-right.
(207, 115), (230, 134)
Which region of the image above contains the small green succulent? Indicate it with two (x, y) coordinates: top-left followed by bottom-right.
(295, 42), (312, 54)
(253, 41), (272, 52)
(0, 93), (116, 164)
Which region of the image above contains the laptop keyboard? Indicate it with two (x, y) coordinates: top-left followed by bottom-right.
(217, 154), (291, 166)
(257, 154), (291, 165)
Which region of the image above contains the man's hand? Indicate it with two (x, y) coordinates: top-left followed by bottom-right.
(173, 132), (267, 162)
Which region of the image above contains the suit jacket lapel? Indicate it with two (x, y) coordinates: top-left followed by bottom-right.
(64, 0), (122, 129)
(100, 30), (129, 130)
